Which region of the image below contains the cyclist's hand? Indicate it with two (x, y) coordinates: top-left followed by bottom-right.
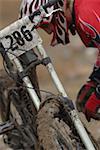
(76, 81), (100, 121)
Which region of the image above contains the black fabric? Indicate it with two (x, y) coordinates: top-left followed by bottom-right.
(89, 66), (100, 98)
(69, 1), (76, 35)
(96, 85), (100, 98)
(89, 66), (100, 82)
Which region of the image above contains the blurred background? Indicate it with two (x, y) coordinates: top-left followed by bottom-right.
(0, 0), (99, 149)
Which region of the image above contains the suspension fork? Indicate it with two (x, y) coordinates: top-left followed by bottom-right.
(11, 56), (41, 110)
(36, 44), (96, 150)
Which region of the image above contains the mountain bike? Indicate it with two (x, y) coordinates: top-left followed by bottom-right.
(0, 0), (99, 149)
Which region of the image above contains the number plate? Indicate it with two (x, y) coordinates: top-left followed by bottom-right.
(1, 23), (42, 60)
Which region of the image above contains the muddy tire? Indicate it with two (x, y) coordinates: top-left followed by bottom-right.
(37, 95), (99, 150)
(37, 96), (78, 150)
(0, 70), (39, 150)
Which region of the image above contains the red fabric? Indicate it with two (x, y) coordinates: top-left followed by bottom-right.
(85, 93), (100, 113)
(84, 92), (100, 121)
(78, 81), (96, 102)
(76, 81), (100, 121)
(76, 81), (96, 104)
(74, 0), (100, 48)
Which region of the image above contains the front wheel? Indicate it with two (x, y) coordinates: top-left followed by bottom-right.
(36, 95), (99, 150)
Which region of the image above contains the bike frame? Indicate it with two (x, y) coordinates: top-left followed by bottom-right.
(0, 1), (96, 149)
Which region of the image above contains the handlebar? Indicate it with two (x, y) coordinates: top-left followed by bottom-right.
(0, 0), (61, 39)
(29, 0), (61, 22)
(43, 0), (60, 9)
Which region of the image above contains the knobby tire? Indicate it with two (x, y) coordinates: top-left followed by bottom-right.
(36, 95), (99, 150)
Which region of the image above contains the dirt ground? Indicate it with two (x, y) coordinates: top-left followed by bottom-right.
(0, 0), (100, 149)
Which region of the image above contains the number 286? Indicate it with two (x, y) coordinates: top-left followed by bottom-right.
(5, 25), (33, 50)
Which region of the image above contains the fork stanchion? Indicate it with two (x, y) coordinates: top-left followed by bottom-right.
(13, 57), (40, 110)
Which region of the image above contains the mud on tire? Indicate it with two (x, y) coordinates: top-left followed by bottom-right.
(37, 96), (78, 150)
(36, 95), (99, 150)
